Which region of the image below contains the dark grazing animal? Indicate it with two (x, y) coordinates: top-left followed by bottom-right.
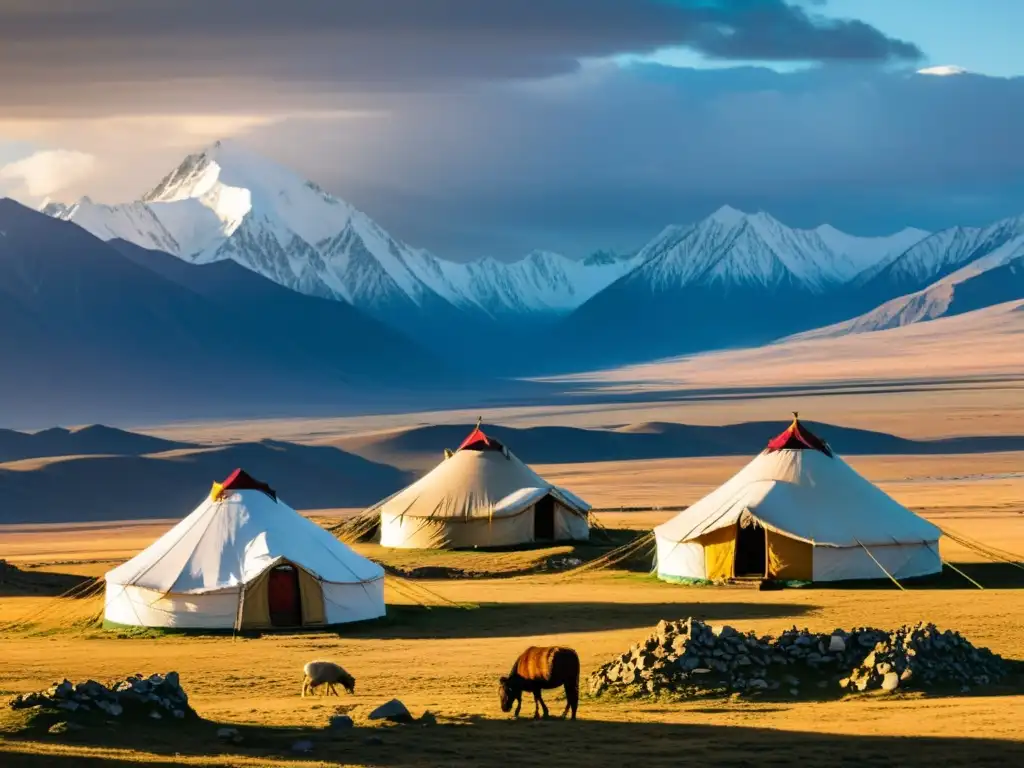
(498, 646), (579, 720)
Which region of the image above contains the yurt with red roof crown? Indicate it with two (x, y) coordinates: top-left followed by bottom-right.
(103, 469), (385, 630)
(654, 414), (942, 583)
(373, 420), (591, 549)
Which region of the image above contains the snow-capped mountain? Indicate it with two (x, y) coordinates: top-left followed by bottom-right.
(630, 206), (925, 293)
(0, 198), (450, 425)
(851, 213), (1024, 316)
(796, 224), (1024, 339)
(543, 206), (932, 370)
(44, 141), (640, 337)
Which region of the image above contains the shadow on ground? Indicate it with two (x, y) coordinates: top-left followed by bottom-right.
(330, 600), (815, 640)
(3, 710), (1024, 767)
(363, 527), (652, 580)
(790, 562), (1024, 591)
(82, 599), (815, 642)
(0, 562), (93, 598)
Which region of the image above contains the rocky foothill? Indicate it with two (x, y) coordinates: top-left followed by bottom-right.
(589, 618), (1010, 699)
(8, 672), (198, 729)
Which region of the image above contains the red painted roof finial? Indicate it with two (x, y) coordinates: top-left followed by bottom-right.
(457, 417), (506, 452)
(766, 413), (832, 456)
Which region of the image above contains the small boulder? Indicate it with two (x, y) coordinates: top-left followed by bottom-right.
(368, 698), (414, 724)
(881, 672), (900, 692)
(329, 714), (354, 730)
(291, 739), (315, 754)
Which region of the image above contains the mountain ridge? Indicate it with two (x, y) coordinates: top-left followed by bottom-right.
(0, 198), (471, 427)
(46, 141), (643, 340)
(45, 143), (931, 344)
(45, 140), (1024, 374)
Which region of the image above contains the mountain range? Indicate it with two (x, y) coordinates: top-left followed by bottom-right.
(4, 138), (1021, 421)
(44, 141), (640, 345)
(547, 207), (930, 368)
(0, 197), (489, 426)
(800, 216), (1024, 338)
(44, 140), (945, 362)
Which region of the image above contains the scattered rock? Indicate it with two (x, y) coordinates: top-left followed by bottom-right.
(881, 672), (900, 692)
(368, 698), (414, 724)
(419, 711), (438, 726)
(329, 714), (354, 730)
(8, 673), (196, 729)
(839, 624), (1008, 695)
(216, 727), (240, 740)
(589, 618), (1008, 700)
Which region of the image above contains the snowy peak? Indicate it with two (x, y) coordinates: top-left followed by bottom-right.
(709, 204), (748, 226)
(143, 139), (354, 248)
(43, 141), (642, 333)
(798, 238), (1024, 340)
(143, 145), (219, 203)
(629, 206), (926, 294)
(857, 214), (1024, 293)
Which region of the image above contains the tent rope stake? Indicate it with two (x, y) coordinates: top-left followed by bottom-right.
(939, 525), (1024, 571)
(855, 539), (906, 591)
(942, 558), (985, 590)
(556, 532), (656, 581)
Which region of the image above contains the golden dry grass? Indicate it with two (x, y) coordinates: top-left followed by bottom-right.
(2, 447), (1024, 766)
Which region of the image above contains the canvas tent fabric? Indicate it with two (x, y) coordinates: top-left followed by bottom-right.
(104, 469), (385, 629)
(374, 425), (591, 549)
(654, 417), (942, 583)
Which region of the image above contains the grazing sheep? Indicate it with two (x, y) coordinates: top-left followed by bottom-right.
(499, 646), (580, 720)
(301, 660), (356, 697)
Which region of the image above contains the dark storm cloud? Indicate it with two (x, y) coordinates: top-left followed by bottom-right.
(0, 0), (921, 115)
(242, 65), (1024, 259)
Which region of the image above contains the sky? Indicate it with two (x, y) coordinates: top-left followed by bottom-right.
(1, 0), (1023, 261)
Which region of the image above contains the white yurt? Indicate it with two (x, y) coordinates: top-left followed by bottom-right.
(104, 469), (385, 630)
(374, 424), (591, 549)
(654, 415), (942, 584)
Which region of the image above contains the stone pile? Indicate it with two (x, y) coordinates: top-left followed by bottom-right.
(589, 618), (1008, 699)
(842, 623), (1009, 693)
(8, 672), (197, 724)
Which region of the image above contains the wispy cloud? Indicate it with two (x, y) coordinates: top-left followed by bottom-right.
(0, 149), (97, 202)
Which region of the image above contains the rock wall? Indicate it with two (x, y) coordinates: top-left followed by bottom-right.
(589, 618), (1009, 699)
(8, 672), (198, 725)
